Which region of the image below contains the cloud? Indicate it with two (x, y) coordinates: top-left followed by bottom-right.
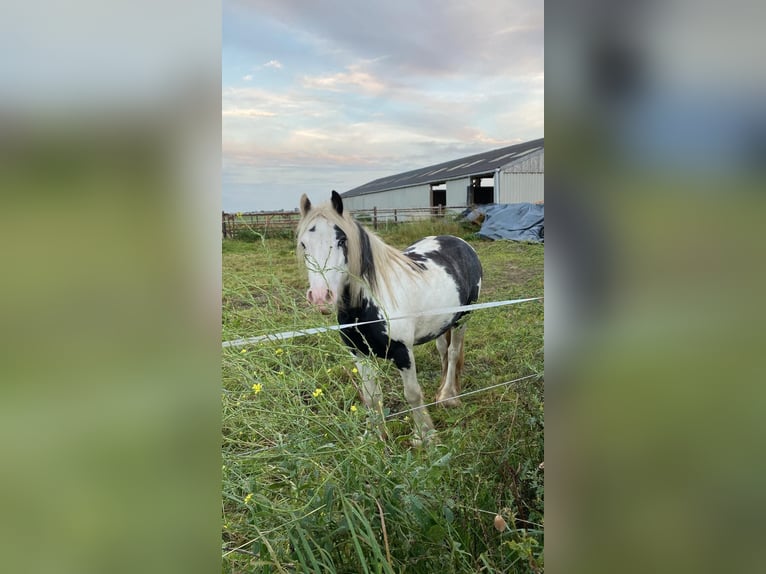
(222, 68), (543, 180)
(263, 59), (282, 69)
(302, 63), (388, 94)
(242, 74), (253, 81)
(222, 108), (276, 118)
(229, 0), (543, 77)
(222, 86), (328, 120)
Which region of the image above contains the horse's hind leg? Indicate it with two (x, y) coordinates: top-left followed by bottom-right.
(435, 331), (450, 395)
(435, 324), (466, 407)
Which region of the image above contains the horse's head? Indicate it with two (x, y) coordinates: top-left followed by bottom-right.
(296, 190), (349, 315)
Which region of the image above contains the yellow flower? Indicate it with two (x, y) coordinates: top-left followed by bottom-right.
(244, 493), (253, 504)
(240, 348), (247, 354)
(277, 370), (285, 376)
(275, 348), (283, 356)
(312, 388), (323, 398)
(252, 383), (262, 394)
(326, 368), (332, 374)
(351, 367), (358, 374)
(350, 405), (358, 413)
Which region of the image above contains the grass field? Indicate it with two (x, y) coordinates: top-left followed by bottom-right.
(221, 219), (544, 573)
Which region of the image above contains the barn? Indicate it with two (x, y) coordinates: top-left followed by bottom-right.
(341, 137), (543, 213)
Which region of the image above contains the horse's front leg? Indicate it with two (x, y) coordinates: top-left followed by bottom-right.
(397, 347), (436, 446)
(355, 355), (382, 412)
(354, 355), (388, 440)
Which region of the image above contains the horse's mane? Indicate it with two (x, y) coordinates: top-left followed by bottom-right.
(297, 202), (421, 308)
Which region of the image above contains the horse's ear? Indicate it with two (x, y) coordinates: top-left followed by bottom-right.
(331, 190), (343, 215)
(300, 194), (311, 216)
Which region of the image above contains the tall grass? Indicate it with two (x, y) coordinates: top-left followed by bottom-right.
(222, 220), (544, 573)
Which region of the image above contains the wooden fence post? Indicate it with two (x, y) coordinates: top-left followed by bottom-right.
(373, 206), (378, 230)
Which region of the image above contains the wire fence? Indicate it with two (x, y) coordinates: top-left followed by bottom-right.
(222, 205), (469, 239)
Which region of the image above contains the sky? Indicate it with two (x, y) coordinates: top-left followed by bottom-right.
(222, 0), (544, 212)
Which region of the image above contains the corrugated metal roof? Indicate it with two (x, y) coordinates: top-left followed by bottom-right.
(342, 138), (544, 198)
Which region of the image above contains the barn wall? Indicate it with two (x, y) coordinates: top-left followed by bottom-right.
(497, 173), (545, 203)
(446, 177), (471, 205)
(502, 149), (544, 173)
(342, 184), (431, 211)
(496, 149), (544, 203)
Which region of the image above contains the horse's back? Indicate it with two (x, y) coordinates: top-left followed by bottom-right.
(404, 235), (482, 305)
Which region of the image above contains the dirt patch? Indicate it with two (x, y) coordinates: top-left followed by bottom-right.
(223, 296), (253, 310)
(505, 262), (542, 286)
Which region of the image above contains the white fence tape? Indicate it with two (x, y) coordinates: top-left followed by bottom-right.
(222, 296), (542, 348)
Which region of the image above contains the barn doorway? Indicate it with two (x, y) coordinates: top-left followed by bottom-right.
(430, 183), (446, 208)
(467, 176), (494, 205)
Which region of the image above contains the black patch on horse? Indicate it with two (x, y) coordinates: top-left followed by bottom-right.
(403, 249), (428, 270)
(415, 236), (482, 325)
(337, 286), (411, 370)
(422, 236), (482, 304)
(355, 221), (377, 291)
(413, 324), (454, 346)
(333, 224), (348, 262)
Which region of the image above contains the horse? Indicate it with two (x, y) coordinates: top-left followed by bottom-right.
(296, 190), (483, 444)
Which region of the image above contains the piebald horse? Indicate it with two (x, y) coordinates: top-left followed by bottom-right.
(297, 191), (482, 444)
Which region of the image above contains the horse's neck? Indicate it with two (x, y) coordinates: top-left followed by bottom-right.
(356, 239), (411, 312)
(364, 227), (406, 264)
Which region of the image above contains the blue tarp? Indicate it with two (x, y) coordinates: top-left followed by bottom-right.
(464, 203), (544, 242)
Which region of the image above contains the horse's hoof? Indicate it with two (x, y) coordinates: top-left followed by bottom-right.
(436, 396), (462, 408)
(411, 429), (439, 448)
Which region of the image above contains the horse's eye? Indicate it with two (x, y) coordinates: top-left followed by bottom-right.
(337, 238), (346, 248)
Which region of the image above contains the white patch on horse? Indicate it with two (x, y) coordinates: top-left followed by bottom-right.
(404, 236), (441, 255)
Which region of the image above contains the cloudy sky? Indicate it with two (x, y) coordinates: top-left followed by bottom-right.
(222, 0), (543, 212)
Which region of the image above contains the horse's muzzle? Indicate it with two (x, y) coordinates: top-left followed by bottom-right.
(307, 288), (335, 314)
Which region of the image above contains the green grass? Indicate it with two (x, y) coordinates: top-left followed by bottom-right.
(222, 220), (544, 573)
